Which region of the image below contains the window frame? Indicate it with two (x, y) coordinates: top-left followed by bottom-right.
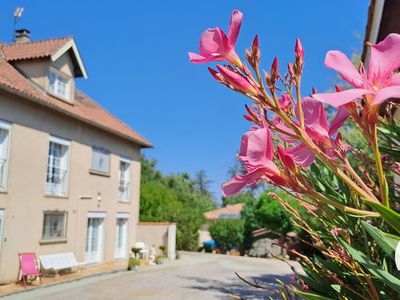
(0, 120), (11, 192)
(118, 157), (131, 202)
(48, 67), (72, 102)
(90, 147), (111, 175)
(41, 211), (68, 241)
(45, 135), (70, 197)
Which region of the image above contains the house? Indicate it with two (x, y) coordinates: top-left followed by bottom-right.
(0, 29), (151, 282)
(199, 203), (244, 246)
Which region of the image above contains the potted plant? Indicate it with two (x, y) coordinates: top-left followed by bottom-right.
(155, 255), (164, 265)
(159, 245), (167, 257)
(127, 258), (141, 270)
(131, 247), (141, 259)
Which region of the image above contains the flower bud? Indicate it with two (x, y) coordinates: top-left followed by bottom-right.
(216, 65), (259, 95)
(251, 35), (260, 63)
(277, 146), (296, 172)
(335, 85), (343, 92)
(208, 67), (224, 82)
(312, 87), (317, 94)
(270, 57), (279, 75)
(295, 38), (304, 62)
(288, 63), (295, 78)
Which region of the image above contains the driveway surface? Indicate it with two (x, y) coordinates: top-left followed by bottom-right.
(2, 252), (302, 300)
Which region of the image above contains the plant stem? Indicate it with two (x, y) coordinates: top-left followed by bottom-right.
(312, 192), (380, 217)
(295, 78), (304, 128)
(370, 124), (389, 207)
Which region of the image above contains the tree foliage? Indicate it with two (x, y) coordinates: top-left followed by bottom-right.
(139, 155), (216, 251)
(209, 219), (244, 252)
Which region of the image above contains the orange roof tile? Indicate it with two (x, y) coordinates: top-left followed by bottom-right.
(2, 37), (71, 61)
(0, 57), (151, 147)
(204, 203), (244, 220)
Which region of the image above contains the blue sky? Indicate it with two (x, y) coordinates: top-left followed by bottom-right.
(0, 1), (368, 201)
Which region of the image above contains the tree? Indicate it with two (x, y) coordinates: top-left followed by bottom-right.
(241, 190), (306, 252)
(222, 191), (255, 207)
(140, 181), (181, 222)
(194, 170), (213, 197)
(209, 219), (244, 252)
(139, 155), (216, 251)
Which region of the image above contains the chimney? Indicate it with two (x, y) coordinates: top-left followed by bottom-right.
(14, 29), (30, 43)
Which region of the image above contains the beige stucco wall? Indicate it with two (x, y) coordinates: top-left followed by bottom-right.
(198, 224), (212, 247)
(0, 89), (142, 282)
(137, 222), (176, 258)
(15, 53), (75, 103)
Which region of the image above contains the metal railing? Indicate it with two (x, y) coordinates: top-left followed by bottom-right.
(45, 168), (68, 196)
(118, 181), (130, 201)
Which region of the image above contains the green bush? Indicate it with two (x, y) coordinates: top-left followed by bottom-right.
(209, 219), (244, 252)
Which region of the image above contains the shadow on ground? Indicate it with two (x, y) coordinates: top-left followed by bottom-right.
(179, 273), (292, 299)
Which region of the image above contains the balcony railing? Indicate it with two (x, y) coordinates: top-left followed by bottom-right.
(118, 181), (130, 201)
(0, 158), (7, 190)
(45, 168), (68, 196)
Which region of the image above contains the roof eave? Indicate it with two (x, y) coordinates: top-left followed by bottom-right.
(0, 83), (152, 148)
(362, 0), (385, 64)
(51, 39), (88, 79)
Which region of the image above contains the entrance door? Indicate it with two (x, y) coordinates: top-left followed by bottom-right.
(85, 212), (105, 263)
(114, 214), (129, 258)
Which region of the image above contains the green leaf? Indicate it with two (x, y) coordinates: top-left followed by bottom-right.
(366, 201), (400, 234)
(330, 284), (341, 293)
(340, 239), (400, 293)
(294, 290), (335, 300)
(361, 220), (398, 260)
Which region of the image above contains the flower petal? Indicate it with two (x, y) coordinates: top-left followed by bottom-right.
(372, 85), (400, 105)
(199, 28), (230, 57)
(301, 97), (328, 130)
(237, 126), (274, 166)
(272, 117), (297, 143)
(286, 144), (316, 167)
(313, 89), (372, 107)
(188, 52), (215, 64)
(227, 10), (243, 47)
(328, 106), (349, 136)
(387, 72), (400, 86)
(325, 50), (364, 88)
(221, 168), (265, 197)
(368, 33), (400, 84)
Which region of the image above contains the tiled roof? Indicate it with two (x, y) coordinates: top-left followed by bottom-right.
(204, 203), (244, 220)
(2, 37), (71, 61)
(0, 56), (152, 147)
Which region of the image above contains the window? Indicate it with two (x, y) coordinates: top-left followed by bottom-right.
(115, 213), (129, 258)
(0, 121), (10, 191)
(91, 147), (110, 174)
(45, 136), (70, 196)
(118, 158), (131, 201)
(42, 211), (67, 240)
(49, 69), (70, 100)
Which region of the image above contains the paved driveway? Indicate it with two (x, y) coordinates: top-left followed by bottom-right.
(3, 252), (302, 300)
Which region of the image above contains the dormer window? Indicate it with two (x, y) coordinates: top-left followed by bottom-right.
(49, 68), (72, 101)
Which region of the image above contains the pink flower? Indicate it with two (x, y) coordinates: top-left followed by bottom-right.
(222, 125), (286, 197)
(330, 227), (341, 237)
(313, 33), (400, 107)
(189, 10), (243, 66)
(215, 65), (259, 95)
(274, 97), (348, 167)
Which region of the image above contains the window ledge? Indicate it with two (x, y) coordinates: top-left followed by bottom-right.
(44, 194), (69, 199)
(117, 200), (131, 204)
(39, 238), (67, 245)
(47, 91), (74, 104)
(89, 169), (110, 177)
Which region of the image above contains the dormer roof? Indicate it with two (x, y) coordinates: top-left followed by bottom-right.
(2, 37), (87, 78)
